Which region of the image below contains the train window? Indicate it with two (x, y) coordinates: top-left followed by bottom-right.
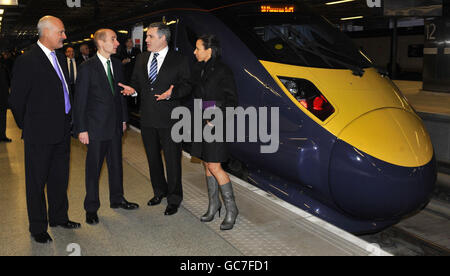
(214, 3), (371, 71)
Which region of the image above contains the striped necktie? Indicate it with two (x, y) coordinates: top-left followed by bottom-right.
(148, 53), (159, 83)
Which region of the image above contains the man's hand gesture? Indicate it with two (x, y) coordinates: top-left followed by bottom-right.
(155, 85), (174, 101)
(118, 83), (136, 96)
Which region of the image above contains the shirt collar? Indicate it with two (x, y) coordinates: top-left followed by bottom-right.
(37, 40), (54, 57)
(152, 46), (169, 58)
(97, 52), (111, 65)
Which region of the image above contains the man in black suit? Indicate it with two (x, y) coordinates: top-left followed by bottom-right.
(9, 16), (81, 244)
(0, 64), (11, 142)
(119, 22), (191, 216)
(74, 29), (139, 225)
(118, 38), (141, 83)
(64, 46), (78, 96)
(76, 43), (91, 65)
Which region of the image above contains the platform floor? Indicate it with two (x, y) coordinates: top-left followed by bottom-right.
(394, 80), (450, 116)
(0, 111), (385, 256)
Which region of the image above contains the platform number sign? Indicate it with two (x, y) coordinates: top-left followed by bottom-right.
(426, 23), (437, 41)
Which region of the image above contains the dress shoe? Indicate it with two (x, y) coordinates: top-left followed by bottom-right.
(110, 199), (139, 210)
(50, 220), (81, 229)
(147, 195), (165, 206)
(164, 204), (179, 216)
(0, 137), (12, 143)
(86, 212), (99, 225)
(31, 232), (53, 244)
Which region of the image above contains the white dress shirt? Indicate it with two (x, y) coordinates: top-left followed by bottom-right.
(37, 40), (69, 93)
(96, 53), (126, 124)
(147, 46), (169, 76)
(97, 52), (114, 77)
(131, 46), (170, 98)
(66, 57), (77, 82)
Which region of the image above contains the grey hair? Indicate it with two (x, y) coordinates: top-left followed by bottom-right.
(37, 16), (57, 37)
(149, 22), (171, 43)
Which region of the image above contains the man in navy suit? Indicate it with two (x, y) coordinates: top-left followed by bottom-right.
(119, 22), (191, 216)
(9, 16), (81, 244)
(74, 29), (139, 226)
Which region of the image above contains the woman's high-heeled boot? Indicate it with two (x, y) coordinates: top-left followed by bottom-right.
(219, 182), (239, 230)
(201, 176), (222, 222)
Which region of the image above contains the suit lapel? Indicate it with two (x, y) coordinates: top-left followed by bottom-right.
(111, 59), (121, 96)
(142, 51), (151, 85)
(153, 50), (172, 85)
(34, 45), (62, 83)
(57, 52), (70, 84)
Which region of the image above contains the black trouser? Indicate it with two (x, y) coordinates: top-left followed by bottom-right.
(0, 107), (6, 139)
(84, 134), (124, 213)
(141, 127), (182, 206)
(24, 116), (71, 235)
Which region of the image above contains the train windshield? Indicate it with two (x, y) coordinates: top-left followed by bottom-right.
(215, 2), (372, 73)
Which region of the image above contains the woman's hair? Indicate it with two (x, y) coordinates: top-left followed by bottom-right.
(198, 34), (222, 59)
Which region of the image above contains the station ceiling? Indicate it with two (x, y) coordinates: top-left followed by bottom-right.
(0, 0), (443, 49)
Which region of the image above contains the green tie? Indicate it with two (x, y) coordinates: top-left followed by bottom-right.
(106, 60), (115, 95)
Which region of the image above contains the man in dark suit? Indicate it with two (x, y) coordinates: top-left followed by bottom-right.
(74, 29), (139, 225)
(119, 22), (191, 216)
(9, 16), (81, 244)
(117, 38), (141, 83)
(76, 43), (91, 65)
(0, 64), (11, 142)
(65, 46), (79, 96)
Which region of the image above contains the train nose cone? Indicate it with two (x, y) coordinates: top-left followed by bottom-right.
(329, 108), (436, 220)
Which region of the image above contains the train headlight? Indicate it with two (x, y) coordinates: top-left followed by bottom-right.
(279, 77), (335, 121)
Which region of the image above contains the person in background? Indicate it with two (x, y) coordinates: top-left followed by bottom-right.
(118, 38), (141, 83)
(0, 63), (11, 142)
(9, 15), (81, 244)
(191, 34), (239, 230)
(77, 43), (91, 64)
(65, 46), (78, 95)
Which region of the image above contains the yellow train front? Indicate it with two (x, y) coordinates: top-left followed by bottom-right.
(141, 0), (437, 234)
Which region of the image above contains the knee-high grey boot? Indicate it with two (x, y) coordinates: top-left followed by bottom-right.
(219, 182), (239, 230)
(201, 176), (222, 222)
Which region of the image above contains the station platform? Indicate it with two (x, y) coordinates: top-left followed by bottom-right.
(394, 80), (450, 117)
(0, 111), (389, 256)
(394, 81), (450, 168)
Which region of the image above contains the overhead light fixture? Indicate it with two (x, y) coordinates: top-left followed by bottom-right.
(118, 30), (128, 34)
(0, 9), (4, 15)
(326, 0), (355, 5)
(341, 16), (364, 21)
(0, 0), (18, 6)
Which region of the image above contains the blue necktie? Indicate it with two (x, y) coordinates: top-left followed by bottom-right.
(148, 53), (159, 83)
(50, 52), (71, 114)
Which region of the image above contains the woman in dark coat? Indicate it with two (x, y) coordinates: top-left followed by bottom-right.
(191, 35), (239, 230)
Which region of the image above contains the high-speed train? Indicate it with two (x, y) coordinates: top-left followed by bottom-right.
(120, 0), (436, 234)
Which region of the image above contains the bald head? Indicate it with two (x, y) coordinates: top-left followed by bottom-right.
(37, 16), (67, 50)
(94, 29), (120, 58)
